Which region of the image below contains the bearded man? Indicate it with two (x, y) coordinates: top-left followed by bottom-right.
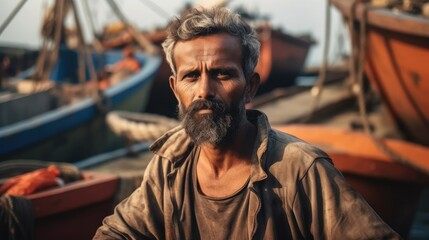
(94, 7), (401, 240)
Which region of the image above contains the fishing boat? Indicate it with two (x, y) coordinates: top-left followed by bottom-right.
(0, 48), (161, 163)
(0, 160), (119, 240)
(31, 171), (118, 240)
(0, 0), (162, 163)
(254, 24), (315, 95)
(331, 0), (429, 146)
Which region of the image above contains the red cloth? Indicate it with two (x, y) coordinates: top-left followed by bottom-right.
(113, 58), (141, 73)
(0, 165), (61, 196)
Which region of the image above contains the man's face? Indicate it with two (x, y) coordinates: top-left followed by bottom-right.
(169, 33), (256, 146)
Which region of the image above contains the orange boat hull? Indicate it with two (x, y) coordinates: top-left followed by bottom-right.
(331, 0), (429, 146)
(365, 26), (429, 146)
(255, 25), (314, 95)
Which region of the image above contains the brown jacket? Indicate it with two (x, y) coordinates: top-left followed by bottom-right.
(94, 110), (401, 239)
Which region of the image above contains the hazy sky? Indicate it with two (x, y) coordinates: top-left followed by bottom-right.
(0, 0), (349, 67)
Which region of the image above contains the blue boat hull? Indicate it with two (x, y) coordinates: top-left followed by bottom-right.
(0, 49), (161, 162)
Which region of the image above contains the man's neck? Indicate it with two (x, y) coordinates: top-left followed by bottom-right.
(196, 119), (256, 197)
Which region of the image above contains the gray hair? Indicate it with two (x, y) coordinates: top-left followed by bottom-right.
(162, 7), (260, 79)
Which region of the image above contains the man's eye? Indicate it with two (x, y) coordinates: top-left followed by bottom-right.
(184, 72), (199, 81)
(216, 70), (231, 79)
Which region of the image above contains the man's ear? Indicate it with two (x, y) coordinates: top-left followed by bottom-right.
(245, 72), (260, 103)
(169, 75), (179, 101)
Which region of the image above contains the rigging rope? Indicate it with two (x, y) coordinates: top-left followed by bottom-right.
(0, 195), (33, 240)
(106, 111), (179, 142)
(137, 0), (172, 20)
(70, 0), (101, 108)
(81, 0), (104, 51)
(303, 0), (332, 122)
(106, 0), (159, 55)
(0, 0), (27, 36)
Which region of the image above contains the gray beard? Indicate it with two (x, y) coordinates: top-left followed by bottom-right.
(178, 99), (243, 146)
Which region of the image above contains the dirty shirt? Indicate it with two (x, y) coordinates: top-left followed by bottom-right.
(93, 110), (402, 240)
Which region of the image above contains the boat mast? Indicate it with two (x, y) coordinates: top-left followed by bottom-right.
(0, 0), (27, 36)
(81, 0), (104, 51)
(33, 0), (69, 82)
(105, 0), (159, 55)
(0, 0), (28, 87)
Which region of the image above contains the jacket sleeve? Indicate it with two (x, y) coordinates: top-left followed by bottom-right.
(292, 157), (403, 240)
(93, 156), (167, 240)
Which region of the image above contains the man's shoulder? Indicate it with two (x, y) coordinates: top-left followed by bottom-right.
(269, 128), (329, 159)
(265, 128), (332, 179)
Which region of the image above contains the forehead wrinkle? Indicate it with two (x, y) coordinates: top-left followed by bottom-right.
(176, 52), (236, 75)
(174, 34), (242, 74)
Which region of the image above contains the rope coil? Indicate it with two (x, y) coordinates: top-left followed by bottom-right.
(106, 111), (179, 142)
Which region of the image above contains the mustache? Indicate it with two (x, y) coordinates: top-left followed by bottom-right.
(186, 99), (226, 115)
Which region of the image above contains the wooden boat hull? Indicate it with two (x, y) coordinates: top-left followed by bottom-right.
(331, 0), (429, 146)
(274, 124), (429, 237)
(0, 49), (161, 162)
(29, 172), (117, 240)
(255, 26), (314, 95)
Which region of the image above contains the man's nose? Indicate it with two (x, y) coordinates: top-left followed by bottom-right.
(197, 75), (215, 99)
